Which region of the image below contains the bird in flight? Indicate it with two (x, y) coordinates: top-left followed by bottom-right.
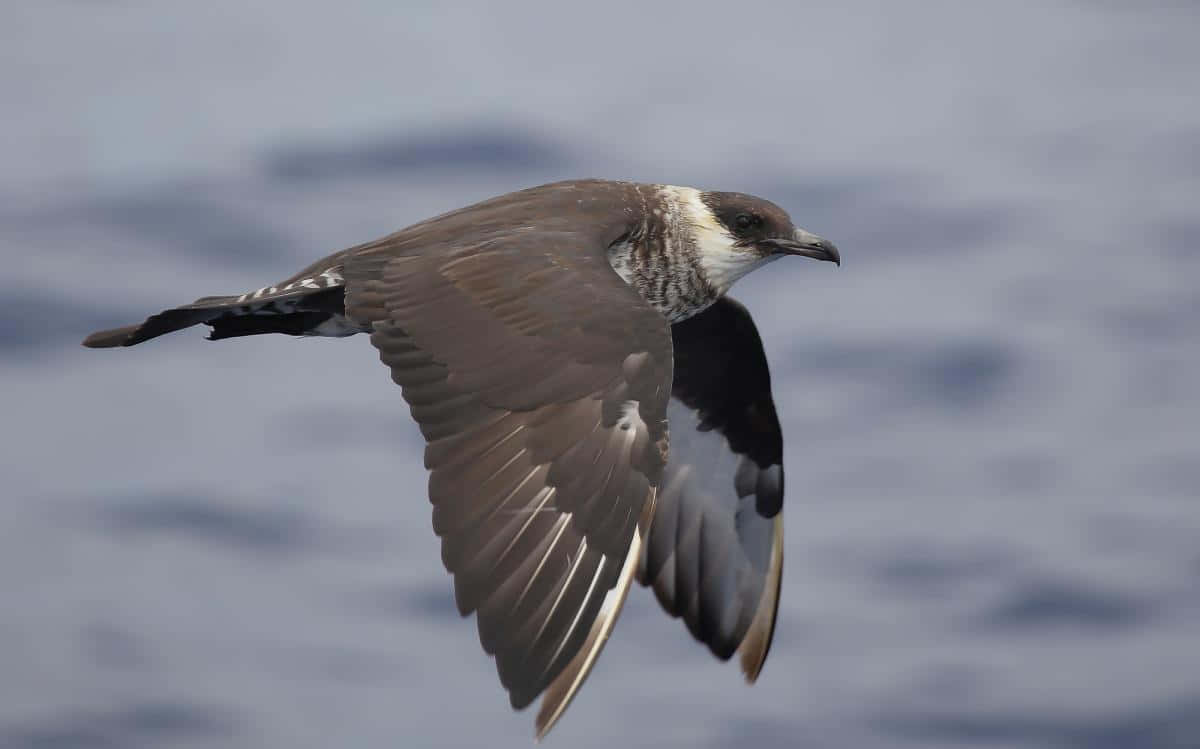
(83, 179), (840, 738)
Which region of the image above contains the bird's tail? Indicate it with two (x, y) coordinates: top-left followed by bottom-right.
(82, 281), (349, 349)
(82, 324), (150, 348)
(82, 300), (238, 348)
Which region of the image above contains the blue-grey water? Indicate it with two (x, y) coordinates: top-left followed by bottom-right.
(2, 2), (1198, 747)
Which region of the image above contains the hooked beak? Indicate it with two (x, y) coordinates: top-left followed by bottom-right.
(767, 228), (841, 266)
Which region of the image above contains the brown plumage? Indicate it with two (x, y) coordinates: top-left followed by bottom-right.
(81, 179), (840, 738)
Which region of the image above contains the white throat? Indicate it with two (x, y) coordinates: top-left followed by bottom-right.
(666, 186), (775, 296)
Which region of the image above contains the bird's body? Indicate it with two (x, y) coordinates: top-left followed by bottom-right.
(83, 179), (839, 738)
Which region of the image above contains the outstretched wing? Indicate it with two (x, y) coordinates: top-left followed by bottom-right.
(341, 218), (672, 737)
(638, 297), (785, 681)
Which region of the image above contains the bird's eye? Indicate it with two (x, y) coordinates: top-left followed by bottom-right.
(735, 213), (754, 231)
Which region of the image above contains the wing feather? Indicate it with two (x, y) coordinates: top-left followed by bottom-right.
(340, 196), (672, 736)
(638, 297), (786, 677)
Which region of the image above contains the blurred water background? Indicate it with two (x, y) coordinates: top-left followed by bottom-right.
(2, 2), (1199, 747)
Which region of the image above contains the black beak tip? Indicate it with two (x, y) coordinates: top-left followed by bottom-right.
(823, 239), (841, 267)
(769, 234), (841, 265)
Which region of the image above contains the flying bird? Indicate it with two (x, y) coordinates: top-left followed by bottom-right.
(82, 179), (840, 738)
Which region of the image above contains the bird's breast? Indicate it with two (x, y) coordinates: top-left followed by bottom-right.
(606, 238), (719, 323)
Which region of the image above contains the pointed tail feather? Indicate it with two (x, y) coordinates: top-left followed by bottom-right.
(82, 307), (224, 348)
(82, 324), (144, 348)
(82, 285), (351, 348)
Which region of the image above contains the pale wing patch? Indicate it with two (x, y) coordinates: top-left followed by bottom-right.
(532, 398), (656, 739)
(638, 387), (784, 673)
(535, 490), (656, 740)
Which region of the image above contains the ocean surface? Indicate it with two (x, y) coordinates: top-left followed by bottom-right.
(2, 2), (1198, 747)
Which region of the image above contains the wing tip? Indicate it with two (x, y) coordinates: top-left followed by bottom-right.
(532, 491), (656, 740)
(736, 512), (784, 683)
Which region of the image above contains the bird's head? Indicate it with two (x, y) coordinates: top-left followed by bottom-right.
(681, 188), (840, 294)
